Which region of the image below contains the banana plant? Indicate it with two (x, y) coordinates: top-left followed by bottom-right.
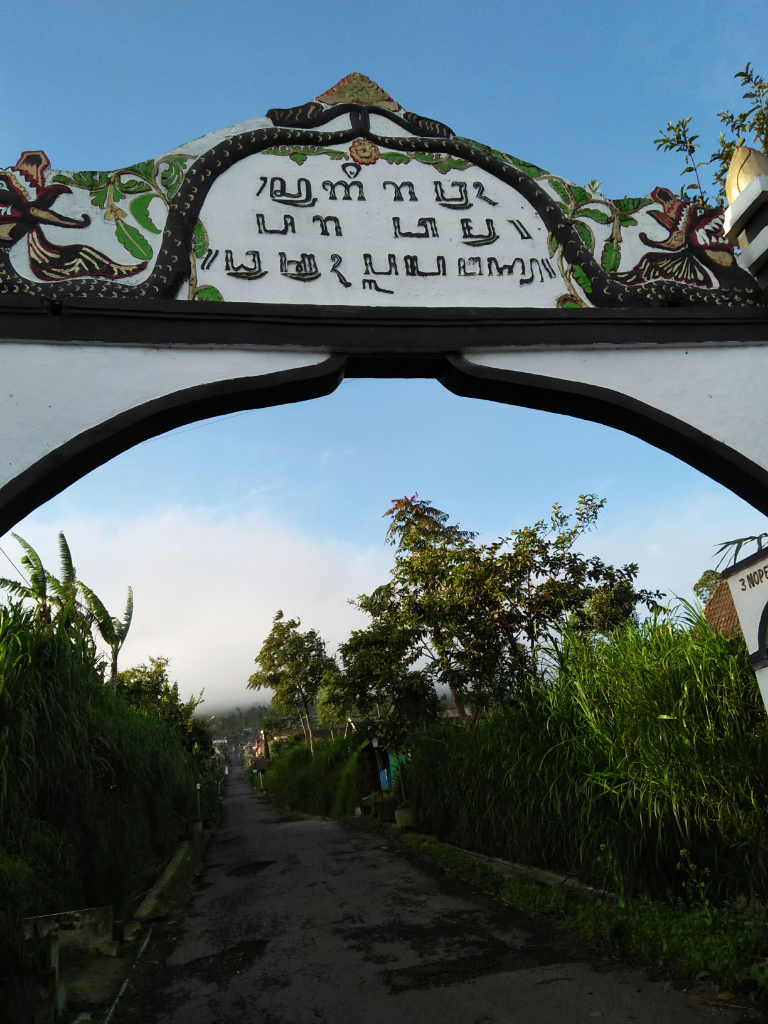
(0, 533), (52, 623)
(44, 532), (80, 610)
(78, 583), (134, 690)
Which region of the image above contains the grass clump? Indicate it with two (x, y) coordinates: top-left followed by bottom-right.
(406, 613), (768, 901)
(387, 827), (768, 997)
(0, 601), (219, 974)
(261, 735), (369, 817)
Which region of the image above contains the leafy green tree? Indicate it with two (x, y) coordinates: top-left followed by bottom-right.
(377, 494), (661, 723)
(693, 569), (723, 606)
(654, 117), (711, 204)
(320, 596), (439, 747)
(656, 62), (767, 202)
(116, 655), (209, 752)
(0, 532), (85, 627)
(248, 611), (335, 755)
(713, 63), (768, 194)
(79, 583), (133, 690)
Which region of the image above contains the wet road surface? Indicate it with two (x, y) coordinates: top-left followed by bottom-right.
(129, 766), (726, 1024)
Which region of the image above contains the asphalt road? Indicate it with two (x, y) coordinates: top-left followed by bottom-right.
(128, 766), (727, 1024)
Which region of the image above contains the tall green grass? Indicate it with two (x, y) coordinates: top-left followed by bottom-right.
(406, 613), (768, 900)
(262, 735), (370, 817)
(0, 601), (214, 972)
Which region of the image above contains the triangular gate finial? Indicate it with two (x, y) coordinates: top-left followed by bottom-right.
(314, 72), (401, 111)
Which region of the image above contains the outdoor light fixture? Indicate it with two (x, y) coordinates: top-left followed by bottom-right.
(724, 146), (768, 297)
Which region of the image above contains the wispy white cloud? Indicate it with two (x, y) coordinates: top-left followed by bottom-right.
(2, 509), (391, 711)
(578, 490), (767, 604)
(3, 485), (763, 713)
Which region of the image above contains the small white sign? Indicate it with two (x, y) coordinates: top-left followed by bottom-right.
(725, 549), (768, 665)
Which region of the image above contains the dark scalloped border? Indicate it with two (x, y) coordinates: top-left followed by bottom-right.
(0, 112), (761, 308)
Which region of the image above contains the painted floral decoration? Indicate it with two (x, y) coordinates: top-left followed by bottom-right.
(349, 139), (380, 166)
(0, 150), (147, 282)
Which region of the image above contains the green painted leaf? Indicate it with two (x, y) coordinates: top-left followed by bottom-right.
(579, 207), (611, 224)
(548, 234), (558, 256)
(569, 185), (591, 205)
(192, 220), (208, 258)
(263, 145), (347, 164)
(139, 160), (155, 179)
(613, 196), (654, 213)
(119, 177), (153, 195)
(122, 160), (155, 182)
(90, 186), (109, 210)
(71, 171), (109, 190)
(549, 179), (570, 205)
(557, 202), (569, 215)
(52, 174), (76, 186)
(159, 156), (191, 198)
(574, 221), (595, 251)
(507, 154), (548, 177)
(380, 152), (411, 165)
(571, 264), (593, 293)
(455, 138), (548, 176)
(130, 193), (162, 234)
(601, 240), (621, 273)
(111, 183), (125, 202)
(196, 285), (223, 302)
(618, 214), (637, 227)
(557, 294), (587, 308)
(114, 220), (153, 261)
(410, 152), (470, 174)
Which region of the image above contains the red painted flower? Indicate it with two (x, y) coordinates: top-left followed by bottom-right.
(0, 151), (147, 281)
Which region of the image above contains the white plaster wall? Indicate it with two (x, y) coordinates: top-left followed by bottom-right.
(464, 342), (768, 472)
(0, 342), (329, 491)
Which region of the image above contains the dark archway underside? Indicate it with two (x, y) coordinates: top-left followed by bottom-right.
(2, 297), (768, 532)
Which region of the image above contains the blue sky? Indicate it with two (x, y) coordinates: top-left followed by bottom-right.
(3, 0), (767, 707)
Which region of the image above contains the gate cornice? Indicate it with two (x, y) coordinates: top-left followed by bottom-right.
(1, 297), (767, 356)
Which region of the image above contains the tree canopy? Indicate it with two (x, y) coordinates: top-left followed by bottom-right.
(248, 611), (335, 754)
(251, 494), (661, 746)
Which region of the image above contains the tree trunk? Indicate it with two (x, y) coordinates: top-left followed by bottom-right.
(110, 647), (119, 691)
(304, 705), (315, 756)
(449, 680), (469, 727)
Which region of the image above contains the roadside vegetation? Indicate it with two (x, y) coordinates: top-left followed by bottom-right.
(249, 493), (768, 999)
(0, 533), (221, 976)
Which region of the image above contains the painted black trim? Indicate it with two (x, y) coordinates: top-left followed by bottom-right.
(266, 101), (454, 139)
(2, 296), (768, 348)
(0, 355), (345, 537)
(441, 354), (768, 516)
(722, 548), (768, 579)
(754, 601), (768, 660)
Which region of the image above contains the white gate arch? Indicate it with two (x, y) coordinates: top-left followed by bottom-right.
(1, 73), (766, 531)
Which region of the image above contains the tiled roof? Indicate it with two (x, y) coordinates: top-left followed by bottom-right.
(703, 580), (742, 637)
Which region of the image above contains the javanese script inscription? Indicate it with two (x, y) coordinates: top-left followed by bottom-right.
(196, 153), (562, 306)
